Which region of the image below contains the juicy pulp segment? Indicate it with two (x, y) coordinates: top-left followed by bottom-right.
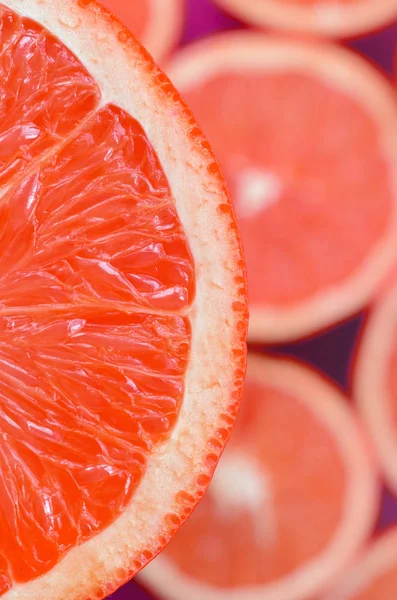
(164, 376), (345, 587)
(181, 71), (393, 309)
(0, 104), (195, 311)
(0, 311), (190, 584)
(0, 2), (194, 594)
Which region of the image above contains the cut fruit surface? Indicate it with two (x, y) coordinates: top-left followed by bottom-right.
(139, 355), (378, 600)
(0, 1), (247, 599)
(354, 282), (397, 497)
(97, 0), (184, 62)
(167, 33), (397, 342)
(213, 0), (397, 38)
(324, 528), (397, 599)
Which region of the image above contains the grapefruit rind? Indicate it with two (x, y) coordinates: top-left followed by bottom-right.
(355, 282), (397, 495)
(214, 0), (397, 38)
(0, 1), (248, 599)
(139, 355), (379, 600)
(323, 528), (397, 599)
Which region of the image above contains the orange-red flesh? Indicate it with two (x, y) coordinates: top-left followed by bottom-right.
(181, 72), (393, 310)
(0, 7), (100, 184)
(0, 3), (195, 594)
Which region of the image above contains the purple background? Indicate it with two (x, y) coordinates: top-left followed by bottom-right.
(109, 1), (397, 598)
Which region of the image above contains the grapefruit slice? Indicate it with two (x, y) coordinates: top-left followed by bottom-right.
(354, 282), (397, 496)
(139, 355), (379, 600)
(213, 0), (397, 38)
(167, 33), (397, 342)
(0, 1), (247, 599)
(97, 0), (184, 62)
(324, 528), (397, 599)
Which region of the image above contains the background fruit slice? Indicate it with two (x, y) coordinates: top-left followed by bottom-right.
(97, 0), (184, 62)
(0, 1), (247, 599)
(324, 528), (397, 599)
(354, 282), (397, 497)
(139, 355), (378, 600)
(213, 0), (397, 38)
(167, 33), (397, 343)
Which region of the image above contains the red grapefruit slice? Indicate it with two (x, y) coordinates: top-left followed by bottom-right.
(167, 33), (397, 342)
(139, 355), (378, 600)
(0, 1), (247, 599)
(354, 282), (397, 496)
(324, 528), (397, 599)
(214, 0), (397, 38)
(97, 0), (184, 62)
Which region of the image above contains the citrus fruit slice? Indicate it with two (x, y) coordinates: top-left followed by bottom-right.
(167, 33), (397, 342)
(354, 282), (397, 496)
(0, 1), (248, 599)
(324, 528), (397, 599)
(97, 0), (184, 62)
(213, 0), (397, 38)
(139, 355), (378, 600)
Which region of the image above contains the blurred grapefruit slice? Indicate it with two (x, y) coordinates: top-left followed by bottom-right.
(214, 0), (397, 38)
(324, 528), (397, 599)
(354, 282), (397, 496)
(140, 355), (378, 600)
(97, 0), (184, 62)
(0, 1), (247, 599)
(168, 33), (397, 342)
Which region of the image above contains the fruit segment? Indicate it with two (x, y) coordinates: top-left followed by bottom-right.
(0, 104), (195, 312)
(0, 310), (190, 585)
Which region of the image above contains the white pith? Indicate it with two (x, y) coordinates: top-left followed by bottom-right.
(139, 355), (379, 600)
(214, 0), (397, 38)
(323, 528), (397, 599)
(355, 282), (397, 495)
(167, 33), (397, 342)
(0, 1), (247, 599)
